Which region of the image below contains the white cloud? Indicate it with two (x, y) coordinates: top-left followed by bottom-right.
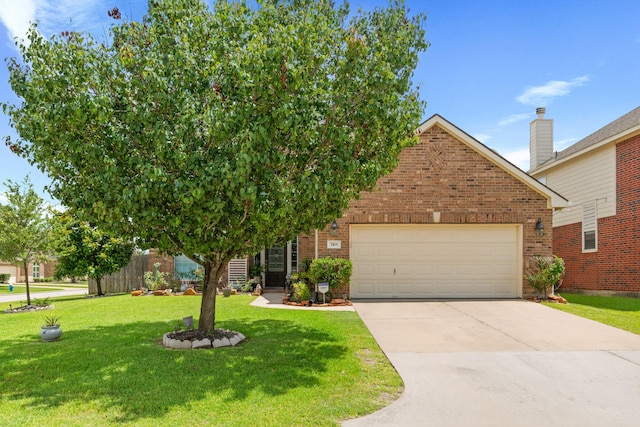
(0, 0), (107, 50)
(503, 147), (530, 171)
(498, 113), (531, 127)
(0, 0), (36, 44)
(473, 133), (492, 143)
(516, 76), (590, 106)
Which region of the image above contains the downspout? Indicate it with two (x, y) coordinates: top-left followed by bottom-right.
(314, 229), (318, 260)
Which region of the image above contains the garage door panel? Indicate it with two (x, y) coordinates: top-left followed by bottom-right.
(350, 224), (520, 299)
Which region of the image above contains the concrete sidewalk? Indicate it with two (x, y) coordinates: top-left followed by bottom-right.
(343, 300), (640, 427)
(0, 288), (87, 304)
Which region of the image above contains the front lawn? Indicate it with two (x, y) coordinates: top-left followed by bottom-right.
(0, 294), (402, 426)
(544, 294), (640, 335)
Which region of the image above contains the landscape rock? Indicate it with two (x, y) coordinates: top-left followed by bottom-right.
(192, 338), (212, 349)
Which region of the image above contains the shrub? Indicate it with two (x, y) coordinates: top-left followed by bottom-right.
(144, 262), (169, 290)
(32, 297), (51, 307)
(240, 281), (253, 293)
(308, 257), (352, 289)
(291, 282), (311, 302)
(525, 255), (565, 298)
(0, 273), (9, 283)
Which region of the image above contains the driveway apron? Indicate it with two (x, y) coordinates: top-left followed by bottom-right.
(343, 300), (640, 427)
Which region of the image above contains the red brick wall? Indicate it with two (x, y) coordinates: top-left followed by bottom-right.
(308, 123), (553, 296)
(554, 135), (640, 294)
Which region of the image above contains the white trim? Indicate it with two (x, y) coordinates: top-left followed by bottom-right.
(286, 241), (292, 276)
(315, 229), (318, 260)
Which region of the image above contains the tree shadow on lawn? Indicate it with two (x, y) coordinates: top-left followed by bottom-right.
(0, 317), (348, 424)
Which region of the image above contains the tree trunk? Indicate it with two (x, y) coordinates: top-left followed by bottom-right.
(198, 260), (225, 331)
(96, 276), (103, 296)
(23, 261), (32, 306)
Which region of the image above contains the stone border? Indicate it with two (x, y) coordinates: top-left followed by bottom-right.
(162, 331), (246, 349)
(4, 304), (55, 314)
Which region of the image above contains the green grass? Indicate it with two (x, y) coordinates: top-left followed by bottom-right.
(544, 294), (640, 335)
(0, 294), (402, 426)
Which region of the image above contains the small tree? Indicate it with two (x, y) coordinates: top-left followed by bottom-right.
(0, 177), (53, 305)
(525, 255), (565, 299)
(53, 212), (134, 296)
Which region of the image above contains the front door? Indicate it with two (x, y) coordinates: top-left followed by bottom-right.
(265, 245), (287, 288)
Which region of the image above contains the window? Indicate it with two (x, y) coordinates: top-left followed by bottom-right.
(582, 201), (597, 252)
(174, 254), (200, 280)
(32, 263), (40, 279)
(291, 237), (298, 272)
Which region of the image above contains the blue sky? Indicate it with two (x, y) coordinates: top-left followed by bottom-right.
(1, 0), (639, 205)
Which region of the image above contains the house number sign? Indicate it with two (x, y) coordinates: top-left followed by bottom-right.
(327, 240), (341, 249)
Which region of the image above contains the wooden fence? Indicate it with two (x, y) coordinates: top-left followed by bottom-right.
(88, 253), (148, 294)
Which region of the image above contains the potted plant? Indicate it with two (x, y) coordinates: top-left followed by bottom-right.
(222, 284), (232, 297)
(40, 315), (62, 342)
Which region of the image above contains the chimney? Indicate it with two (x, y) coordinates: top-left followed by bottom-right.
(529, 107), (553, 170)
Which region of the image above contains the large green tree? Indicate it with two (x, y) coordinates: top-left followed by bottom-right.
(53, 212), (134, 296)
(0, 177), (53, 305)
(3, 0), (428, 330)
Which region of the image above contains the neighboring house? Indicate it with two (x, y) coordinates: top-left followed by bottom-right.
(529, 106), (640, 296)
(0, 261), (48, 283)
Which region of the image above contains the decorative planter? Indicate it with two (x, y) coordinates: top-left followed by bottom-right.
(40, 325), (62, 342)
(222, 288), (232, 297)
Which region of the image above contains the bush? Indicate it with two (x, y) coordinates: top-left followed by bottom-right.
(32, 297), (51, 307)
(144, 262), (169, 290)
(0, 273), (9, 283)
(525, 255), (565, 298)
(291, 282), (311, 302)
(308, 257), (352, 289)
(240, 281), (253, 293)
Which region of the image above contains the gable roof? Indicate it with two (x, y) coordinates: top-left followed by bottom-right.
(533, 106), (640, 172)
(416, 114), (569, 209)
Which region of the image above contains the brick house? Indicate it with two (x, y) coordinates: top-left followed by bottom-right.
(143, 114), (567, 299)
(529, 106), (640, 296)
(0, 260), (51, 283)
(258, 114), (567, 299)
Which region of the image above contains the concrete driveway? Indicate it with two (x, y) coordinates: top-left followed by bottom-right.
(343, 300), (640, 427)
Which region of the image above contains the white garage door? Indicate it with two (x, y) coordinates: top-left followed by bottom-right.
(350, 224), (521, 299)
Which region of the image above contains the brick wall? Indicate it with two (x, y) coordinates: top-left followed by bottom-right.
(303, 123), (553, 296)
(555, 135), (640, 295)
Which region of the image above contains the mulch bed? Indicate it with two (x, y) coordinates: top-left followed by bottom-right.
(166, 328), (238, 341)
